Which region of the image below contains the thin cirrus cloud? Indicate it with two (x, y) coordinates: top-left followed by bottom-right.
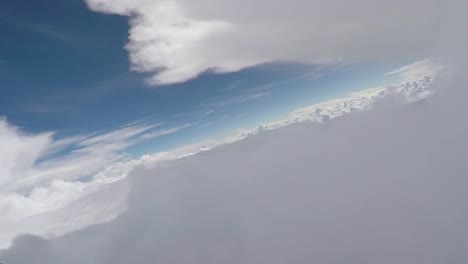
(85, 0), (451, 85)
(140, 123), (191, 140)
(210, 91), (271, 107)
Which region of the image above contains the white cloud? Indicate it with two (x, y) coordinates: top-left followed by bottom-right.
(1, 0), (465, 260)
(235, 59), (449, 136)
(386, 59), (448, 83)
(0, 118), (52, 188)
(85, 0), (454, 84)
(140, 123), (191, 140)
(1, 55), (466, 264)
(0, 59), (448, 248)
(0, 120), (188, 248)
(211, 91), (271, 107)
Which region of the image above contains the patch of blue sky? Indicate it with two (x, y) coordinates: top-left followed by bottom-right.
(0, 0), (409, 160)
(128, 61), (404, 157)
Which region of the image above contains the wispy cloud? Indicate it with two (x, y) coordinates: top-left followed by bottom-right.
(1, 121), (165, 193)
(211, 91), (271, 107)
(222, 79), (244, 91)
(385, 59), (448, 82)
(0, 10), (81, 47)
(140, 123), (191, 140)
(199, 122), (213, 128)
(201, 109), (215, 116)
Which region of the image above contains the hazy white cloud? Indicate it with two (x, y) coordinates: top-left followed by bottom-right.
(0, 118), (52, 188)
(1, 55), (466, 263)
(386, 59), (448, 83)
(85, 0), (454, 84)
(0, 58), (444, 249)
(0, 120), (185, 248)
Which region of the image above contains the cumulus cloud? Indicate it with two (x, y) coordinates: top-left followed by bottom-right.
(85, 0), (453, 84)
(1, 56), (467, 263)
(0, 119), (191, 248)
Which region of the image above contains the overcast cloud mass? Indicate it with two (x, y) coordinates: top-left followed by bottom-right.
(1, 57), (467, 263)
(1, 0), (467, 263)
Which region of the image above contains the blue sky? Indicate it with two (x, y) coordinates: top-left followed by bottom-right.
(0, 0), (406, 158)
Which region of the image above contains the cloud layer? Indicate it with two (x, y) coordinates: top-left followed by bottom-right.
(1, 0), (466, 261)
(0, 58), (448, 250)
(85, 0), (452, 84)
(1, 55), (467, 263)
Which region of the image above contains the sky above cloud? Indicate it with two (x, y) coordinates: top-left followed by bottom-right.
(0, 0), (467, 262)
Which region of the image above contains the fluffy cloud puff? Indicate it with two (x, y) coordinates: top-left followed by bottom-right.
(85, 0), (456, 84)
(0, 119), (192, 248)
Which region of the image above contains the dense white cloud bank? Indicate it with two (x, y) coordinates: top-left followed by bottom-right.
(84, 0), (453, 84)
(0, 0), (465, 261)
(1, 55), (467, 263)
(0, 59), (446, 248)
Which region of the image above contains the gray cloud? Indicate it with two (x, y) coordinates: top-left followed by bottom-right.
(1, 52), (467, 263)
(0, 235), (59, 264)
(1, 1), (467, 263)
